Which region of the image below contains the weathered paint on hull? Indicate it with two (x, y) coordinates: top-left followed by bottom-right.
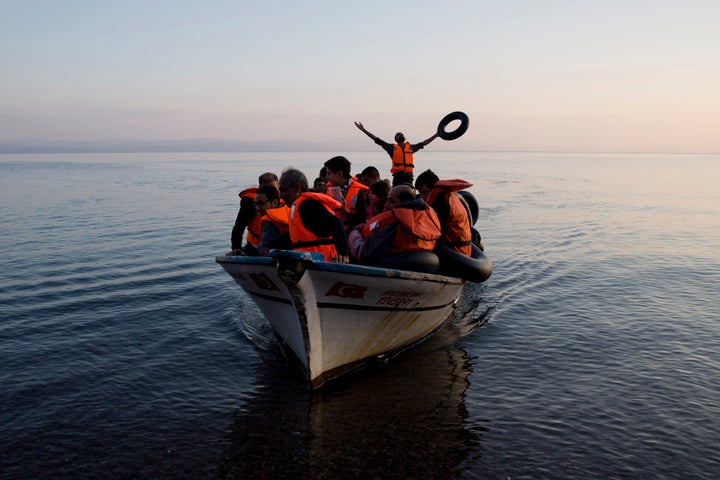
(216, 251), (465, 388)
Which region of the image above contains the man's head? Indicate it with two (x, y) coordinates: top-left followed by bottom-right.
(313, 177), (327, 193)
(254, 185), (280, 215)
(415, 169), (439, 200)
(385, 184), (415, 210)
(394, 132), (406, 144)
(278, 167), (308, 205)
(360, 166), (380, 187)
(258, 172), (279, 188)
(323, 156), (352, 186)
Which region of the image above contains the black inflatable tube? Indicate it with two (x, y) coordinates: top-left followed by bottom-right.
(437, 111), (469, 141)
(456, 190), (479, 226)
(436, 244), (492, 282)
(361, 251), (440, 274)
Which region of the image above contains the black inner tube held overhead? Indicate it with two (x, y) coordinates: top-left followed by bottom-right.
(437, 111), (469, 141)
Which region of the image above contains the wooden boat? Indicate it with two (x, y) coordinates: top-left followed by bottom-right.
(216, 247), (491, 389)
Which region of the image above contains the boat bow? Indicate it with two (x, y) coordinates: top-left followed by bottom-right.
(217, 250), (467, 388)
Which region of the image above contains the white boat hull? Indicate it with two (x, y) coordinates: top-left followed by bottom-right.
(217, 250), (466, 388)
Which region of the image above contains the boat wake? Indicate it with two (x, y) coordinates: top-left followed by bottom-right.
(232, 297), (288, 358)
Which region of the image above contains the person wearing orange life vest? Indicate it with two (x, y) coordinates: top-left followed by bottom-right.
(278, 167), (350, 263)
(348, 184), (441, 264)
(253, 185), (291, 257)
(354, 121), (439, 187)
(230, 172), (278, 255)
(415, 169), (474, 256)
(323, 155), (369, 231)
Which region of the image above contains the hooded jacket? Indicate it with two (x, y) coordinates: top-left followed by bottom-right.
(351, 198), (441, 261)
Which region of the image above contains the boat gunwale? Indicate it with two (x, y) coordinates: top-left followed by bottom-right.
(215, 250), (466, 285)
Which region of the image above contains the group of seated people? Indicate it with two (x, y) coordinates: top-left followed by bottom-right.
(229, 156), (477, 269)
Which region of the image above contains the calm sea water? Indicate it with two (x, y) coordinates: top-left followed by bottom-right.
(1, 151), (719, 479)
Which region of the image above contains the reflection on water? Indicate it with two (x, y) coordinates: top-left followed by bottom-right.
(3, 153), (720, 478)
(221, 324), (487, 479)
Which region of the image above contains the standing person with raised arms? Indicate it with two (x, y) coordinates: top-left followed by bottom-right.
(354, 112), (470, 188)
(354, 122), (439, 187)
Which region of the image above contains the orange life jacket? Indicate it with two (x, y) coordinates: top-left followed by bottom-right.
(425, 179), (473, 256)
(260, 205), (290, 236)
(325, 177), (370, 222)
(361, 203), (441, 253)
(289, 192), (342, 261)
(239, 187), (262, 247)
(390, 143), (414, 174)
(239, 186), (258, 198)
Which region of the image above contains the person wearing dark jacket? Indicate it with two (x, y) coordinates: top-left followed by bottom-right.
(279, 167), (349, 263)
(324, 155), (369, 231)
(348, 185), (441, 263)
(230, 172), (278, 255)
(254, 185), (291, 256)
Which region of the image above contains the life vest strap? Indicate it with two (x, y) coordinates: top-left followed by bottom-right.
(393, 162), (415, 168)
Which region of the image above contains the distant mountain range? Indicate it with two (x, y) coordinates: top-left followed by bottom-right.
(0, 137), (376, 154)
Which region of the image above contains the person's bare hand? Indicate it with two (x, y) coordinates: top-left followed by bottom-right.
(331, 255), (349, 264)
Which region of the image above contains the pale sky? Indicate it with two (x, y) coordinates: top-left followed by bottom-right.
(1, 0), (719, 152)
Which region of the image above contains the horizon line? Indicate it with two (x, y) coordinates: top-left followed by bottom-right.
(0, 138), (717, 156)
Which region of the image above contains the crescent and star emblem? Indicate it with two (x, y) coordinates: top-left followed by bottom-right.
(325, 281), (367, 299)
